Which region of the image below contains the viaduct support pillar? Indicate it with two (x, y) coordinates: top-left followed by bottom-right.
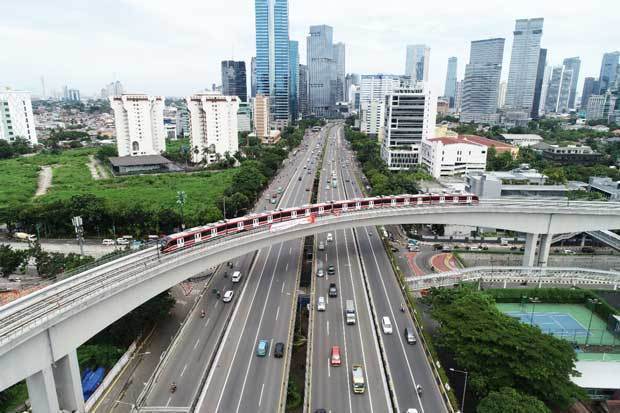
(538, 233), (554, 267)
(26, 366), (59, 413)
(522, 233), (538, 267)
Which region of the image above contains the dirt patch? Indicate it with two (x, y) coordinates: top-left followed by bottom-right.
(34, 165), (53, 197)
(87, 155), (110, 180)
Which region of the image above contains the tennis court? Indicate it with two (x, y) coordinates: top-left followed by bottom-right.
(497, 303), (620, 346)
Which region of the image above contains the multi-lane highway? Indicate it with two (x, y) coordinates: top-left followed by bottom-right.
(195, 126), (329, 412)
(311, 123), (448, 413)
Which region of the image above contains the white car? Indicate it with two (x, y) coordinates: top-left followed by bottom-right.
(116, 238), (129, 245)
(381, 316), (393, 334)
(317, 296), (326, 311)
(317, 268), (324, 277)
(102, 239), (115, 246)
(406, 409), (419, 413)
(222, 290), (234, 303)
(326, 233), (333, 242)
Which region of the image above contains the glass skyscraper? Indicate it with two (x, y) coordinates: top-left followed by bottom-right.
(598, 52), (620, 94)
(443, 57), (457, 108)
(255, 0), (290, 126)
(289, 40), (299, 120)
(307, 25), (336, 117)
(221, 60), (247, 102)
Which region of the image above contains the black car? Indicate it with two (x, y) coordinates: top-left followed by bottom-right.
(328, 283), (338, 297)
(274, 342), (285, 358)
(327, 265), (335, 275)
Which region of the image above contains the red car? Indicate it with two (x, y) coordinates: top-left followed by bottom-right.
(330, 346), (341, 366)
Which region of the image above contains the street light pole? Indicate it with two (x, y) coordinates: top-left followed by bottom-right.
(176, 191), (186, 230)
(71, 216), (84, 256)
(450, 367), (469, 413)
(529, 296), (540, 326)
(585, 298), (600, 346)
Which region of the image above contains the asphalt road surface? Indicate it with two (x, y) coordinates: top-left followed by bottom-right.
(195, 126), (329, 413)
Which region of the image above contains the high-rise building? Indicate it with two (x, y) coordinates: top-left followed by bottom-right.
(359, 74), (401, 133)
(100, 81), (124, 99)
(251, 56), (257, 98)
(504, 18), (544, 115)
(109, 94), (166, 157)
(238, 102), (252, 133)
(460, 38), (505, 124)
(289, 41), (299, 121)
(298, 64), (308, 117)
(544, 66), (564, 113)
(598, 52), (620, 94)
(221, 60), (248, 102)
(531, 48), (547, 119)
(345, 73), (359, 103)
(334, 43), (346, 102)
(186, 93), (239, 164)
(563, 57), (581, 110)
(443, 57), (457, 108)
(498, 81), (508, 108)
(586, 92), (617, 122)
(63, 86), (81, 102)
(255, 0), (289, 127)
(380, 84), (436, 170)
(404, 45), (430, 82)
(175, 106), (190, 138)
(455, 80), (463, 113)
(253, 94), (270, 139)
(0, 89), (37, 145)
(307, 25), (336, 117)
(544, 57), (580, 113)
(581, 77), (599, 110)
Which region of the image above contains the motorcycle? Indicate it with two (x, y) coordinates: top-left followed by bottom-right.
(416, 385), (422, 395)
(171, 383), (177, 393)
(200, 310), (205, 318)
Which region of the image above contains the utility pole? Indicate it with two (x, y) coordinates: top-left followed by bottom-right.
(449, 367), (469, 413)
(176, 191), (186, 230)
(585, 298), (600, 346)
(72, 216), (85, 256)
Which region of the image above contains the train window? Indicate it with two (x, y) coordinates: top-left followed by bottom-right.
(281, 210), (291, 220)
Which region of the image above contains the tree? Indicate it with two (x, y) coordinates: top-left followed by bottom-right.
(0, 245), (28, 277)
(477, 387), (550, 413)
(95, 145), (118, 162)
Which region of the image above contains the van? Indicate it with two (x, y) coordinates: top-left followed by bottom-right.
(345, 300), (356, 325)
(381, 316), (393, 334)
(231, 271), (242, 283)
(404, 327), (417, 344)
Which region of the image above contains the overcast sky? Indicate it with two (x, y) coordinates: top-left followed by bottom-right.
(1, 0), (618, 99)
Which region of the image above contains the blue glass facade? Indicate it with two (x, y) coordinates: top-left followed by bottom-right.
(289, 40), (299, 120)
(255, 0), (290, 125)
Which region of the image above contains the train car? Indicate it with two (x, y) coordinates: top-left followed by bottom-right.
(160, 194), (479, 254)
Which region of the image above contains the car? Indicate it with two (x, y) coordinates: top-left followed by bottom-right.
(116, 238), (129, 245)
(298, 176), (302, 181)
(563, 249), (576, 255)
(404, 327), (417, 344)
(408, 245), (419, 252)
(381, 316), (393, 334)
(317, 296), (326, 311)
(326, 233), (333, 242)
(318, 242), (325, 251)
(330, 346), (341, 366)
(222, 290), (234, 303)
(231, 271), (242, 283)
(406, 409), (419, 413)
(256, 339), (269, 357)
(271, 198), (277, 204)
(327, 265), (335, 275)
(102, 239), (115, 246)
(328, 283), (338, 297)
(325, 185), (330, 190)
(317, 268), (324, 277)
(274, 342), (285, 358)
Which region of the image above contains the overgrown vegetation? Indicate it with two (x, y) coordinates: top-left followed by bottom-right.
(0, 138), (36, 160)
(427, 287), (585, 412)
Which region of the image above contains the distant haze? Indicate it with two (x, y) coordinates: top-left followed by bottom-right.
(1, 0), (618, 98)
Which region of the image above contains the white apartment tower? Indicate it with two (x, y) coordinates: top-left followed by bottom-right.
(109, 94), (165, 157)
(253, 94), (270, 140)
(360, 74), (401, 134)
(186, 93), (240, 164)
(0, 89), (38, 145)
(381, 84), (436, 170)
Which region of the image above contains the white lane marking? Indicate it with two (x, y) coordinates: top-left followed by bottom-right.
(289, 247), (292, 254)
(275, 306), (280, 321)
(328, 358), (331, 378)
(204, 318), (211, 328)
(234, 243), (285, 413)
(214, 300), (219, 309)
(180, 363), (188, 377)
(193, 339), (200, 350)
(281, 280), (286, 293)
(285, 262), (289, 271)
(326, 320), (330, 336)
(259, 383), (265, 406)
(166, 396), (172, 407)
(269, 338), (274, 357)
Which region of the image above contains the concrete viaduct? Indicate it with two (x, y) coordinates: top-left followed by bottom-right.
(2, 199), (620, 412)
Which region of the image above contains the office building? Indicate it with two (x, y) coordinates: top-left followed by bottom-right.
(563, 57), (581, 110)
(186, 93), (239, 164)
(461, 38), (505, 124)
(100, 81), (124, 99)
(63, 86), (81, 102)
(531, 48), (547, 119)
(253, 94), (270, 140)
(359, 74), (401, 133)
(421, 136), (487, 178)
(361, 99), (385, 137)
(581, 77), (599, 110)
(586, 92), (617, 122)
(109, 94), (165, 157)
(307, 25), (336, 117)
(455, 80), (463, 112)
(255, 0), (289, 127)
(498, 81), (507, 109)
(221, 60), (247, 102)
(504, 18), (544, 115)
(289, 40), (299, 121)
(598, 52), (620, 93)
(444, 57), (457, 108)
(251, 56), (257, 98)
(0, 89), (38, 145)
(380, 84), (436, 170)
(298, 64), (308, 117)
(404, 44), (430, 82)
(345, 73), (359, 103)
(238, 102), (252, 133)
(544, 65), (569, 113)
(334, 42), (346, 102)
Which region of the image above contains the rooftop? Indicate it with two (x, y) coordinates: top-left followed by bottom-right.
(500, 133), (544, 141)
(572, 361), (620, 389)
(108, 155), (171, 167)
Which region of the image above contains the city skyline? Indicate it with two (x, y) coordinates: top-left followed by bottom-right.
(1, 0), (619, 98)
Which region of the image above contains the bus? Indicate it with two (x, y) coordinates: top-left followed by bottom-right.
(351, 364), (366, 394)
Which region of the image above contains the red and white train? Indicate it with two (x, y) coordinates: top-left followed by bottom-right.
(160, 193), (479, 254)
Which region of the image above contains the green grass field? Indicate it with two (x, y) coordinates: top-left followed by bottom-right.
(0, 147), (234, 216)
(497, 303), (620, 346)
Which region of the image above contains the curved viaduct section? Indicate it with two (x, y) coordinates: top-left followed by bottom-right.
(2, 199), (620, 401)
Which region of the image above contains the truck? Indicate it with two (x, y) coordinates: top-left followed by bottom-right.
(345, 299), (356, 325)
(351, 364), (366, 394)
